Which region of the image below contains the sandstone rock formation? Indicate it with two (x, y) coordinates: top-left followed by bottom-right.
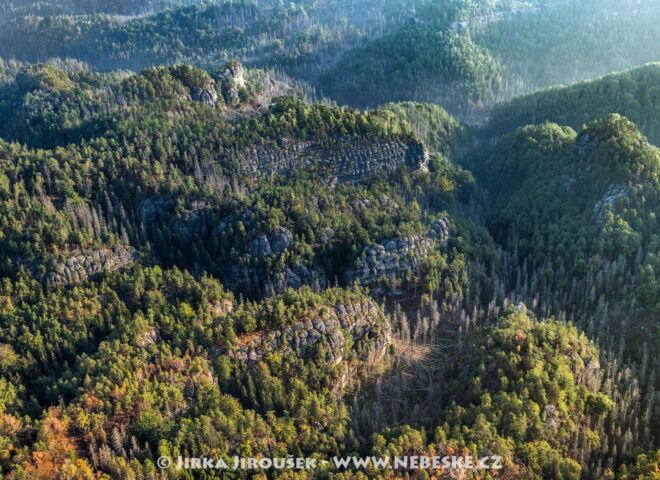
(593, 184), (628, 227)
(252, 72), (302, 108)
(249, 227), (293, 258)
(226, 261), (326, 296)
(235, 137), (429, 183)
(345, 218), (450, 290)
(42, 245), (138, 286)
(217, 61), (245, 107)
(228, 299), (392, 368)
(191, 87), (218, 107)
(215, 218), (326, 294)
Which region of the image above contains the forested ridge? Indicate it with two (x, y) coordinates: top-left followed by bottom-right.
(0, 0), (658, 117)
(0, 0), (659, 478)
(319, 0), (660, 113)
(485, 63), (660, 145)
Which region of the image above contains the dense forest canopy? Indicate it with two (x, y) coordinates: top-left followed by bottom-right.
(485, 63), (660, 145)
(0, 0), (659, 478)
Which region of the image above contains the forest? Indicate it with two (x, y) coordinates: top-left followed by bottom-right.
(0, 0), (659, 116)
(0, 0), (659, 479)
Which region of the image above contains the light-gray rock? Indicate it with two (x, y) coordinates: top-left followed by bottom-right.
(593, 184), (628, 227)
(345, 219), (451, 291)
(192, 87), (219, 107)
(226, 299), (391, 369)
(234, 137), (429, 184)
(43, 245), (138, 286)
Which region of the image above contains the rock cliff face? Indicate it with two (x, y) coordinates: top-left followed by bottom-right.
(252, 73), (301, 108)
(345, 218), (450, 290)
(236, 137), (429, 183)
(217, 61), (245, 107)
(229, 299), (391, 368)
(226, 261), (326, 296)
(191, 87), (218, 107)
(41, 245), (138, 286)
(593, 184), (628, 228)
(215, 221), (327, 294)
(214, 216), (450, 296)
(249, 227), (293, 258)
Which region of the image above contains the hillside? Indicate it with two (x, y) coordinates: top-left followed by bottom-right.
(0, 4), (660, 474)
(0, 61), (492, 478)
(485, 63), (660, 144)
(472, 115), (660, 461)
(371, 308), (618, 479)
(0, 58), (657, 478)
(319, 0), (660, 113)
(0, 267), (394, 477)
(0, 0), (410, 77)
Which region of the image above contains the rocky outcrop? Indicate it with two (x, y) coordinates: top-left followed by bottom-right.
(228, 299), (391, 368)
(346, 236), (436, 287)
(345, 218), (450, 291)
(191, 87), (218, 107)
(593, 184), (628, 227)
(235, 137), (429, 183)
(271, 263), (325, 293)
(252, 72), (301, 108)
(431, 217), (452, 246)
(42, 245), (138, 286)
(217, 61), (245, 107)
(226, 261), (326, 296)
(136, 326), (159, 348)
(215, 218), (326, 294)
(249, 227), (293, 258)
